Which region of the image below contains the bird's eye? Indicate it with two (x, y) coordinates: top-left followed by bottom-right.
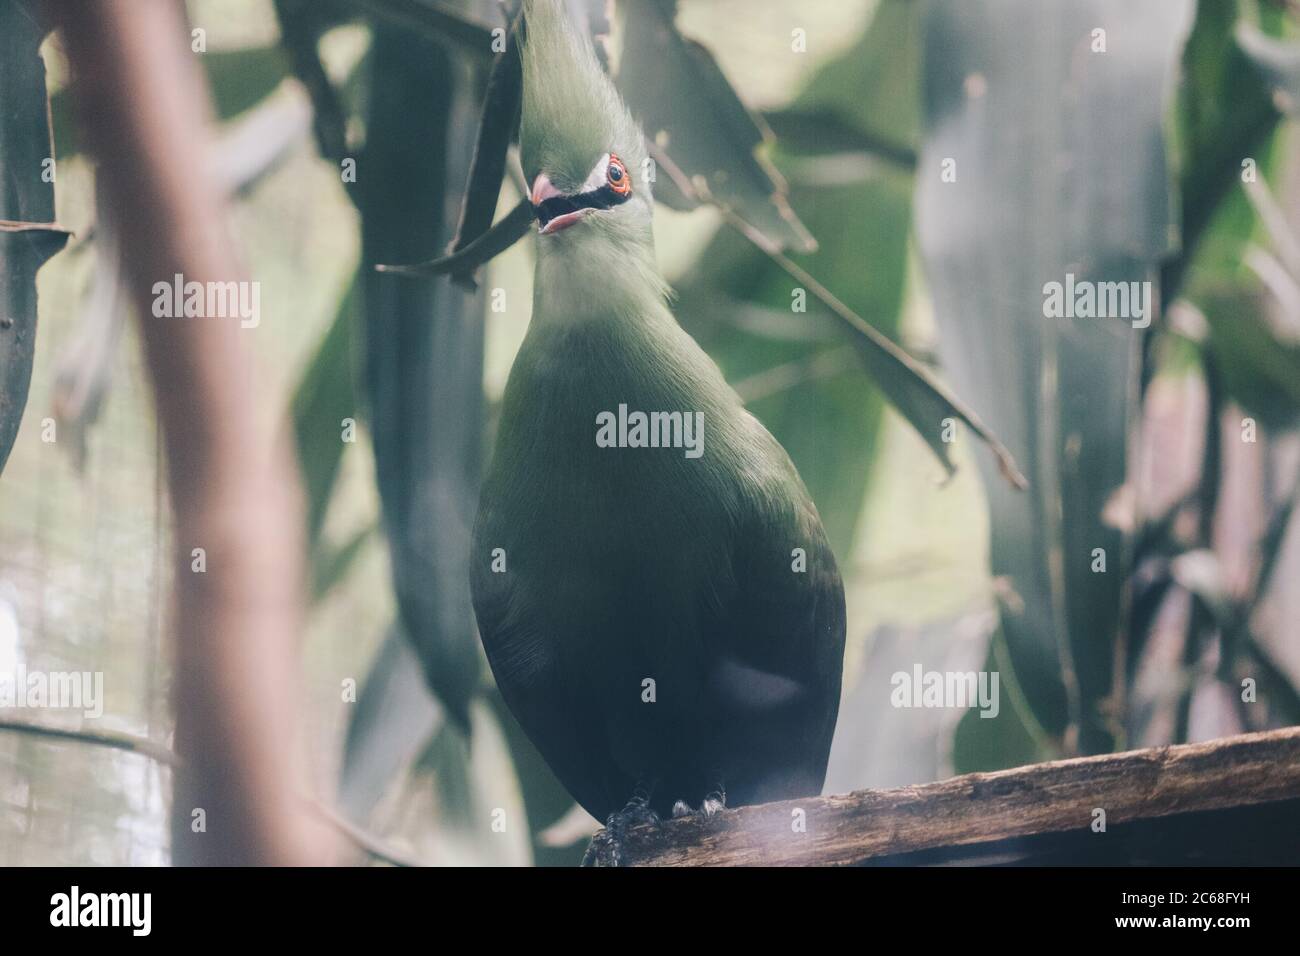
(606, 154), (632, 196)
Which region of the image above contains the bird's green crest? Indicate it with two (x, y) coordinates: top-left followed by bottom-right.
(519, 0), (648, 196)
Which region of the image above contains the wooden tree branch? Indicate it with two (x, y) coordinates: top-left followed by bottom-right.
(585, 727), (1300, 866)
(375, 198), (532, 277)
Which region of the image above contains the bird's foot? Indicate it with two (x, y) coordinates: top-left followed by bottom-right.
(582, 793), (660, 867)
(700, 788), (727, 819)
(669, 787), (727, 821)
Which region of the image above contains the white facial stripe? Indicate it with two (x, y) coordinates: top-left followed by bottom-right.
(581, 153), (612, 193)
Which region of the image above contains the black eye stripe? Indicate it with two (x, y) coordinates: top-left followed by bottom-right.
(533, 184), (631, 228)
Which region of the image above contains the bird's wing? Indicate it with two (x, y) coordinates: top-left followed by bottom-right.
(697, 429), (847, 805)
(471, 505), (633, 823)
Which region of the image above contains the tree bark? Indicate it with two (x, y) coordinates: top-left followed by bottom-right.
(586, 727), (1300, 866)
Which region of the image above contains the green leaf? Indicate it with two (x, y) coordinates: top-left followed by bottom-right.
(951, 631), (1055, 774)
(50, 46), (292, 160)
(669, 0), (1022, 526)
(1, 5), (69, 477)
(485, 687), (590, 866)
(916, 0), (1196, 754)
(292, 276), (359, 545)
(681, 180), (915, 561)
(358, 25), (486, 733)
(614, 0), (816, 252)
(350, 0), (498, 60)
(412, 700), (532, 865)
(826, 611), (1005, 792)
(339, 626), (442, 820)
(50, 190), (125, 470)
(1199, 285), (1300, 428)
(768, 0), (921, 161)
(762, 108), (917, 169)
(1167, 1), (1282, 301)
(340, 631), (534, 863)
(311, 524), (375, 600)
(672, 0), (920, 559)
(1236, 22), (1300, 116)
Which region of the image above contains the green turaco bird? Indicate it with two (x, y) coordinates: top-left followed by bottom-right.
(471, 0), (844, 860)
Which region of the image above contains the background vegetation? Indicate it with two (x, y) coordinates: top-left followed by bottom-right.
(1, 0), (1298, 865)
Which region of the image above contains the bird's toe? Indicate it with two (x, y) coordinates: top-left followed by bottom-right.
(584, 792), (664, 866)
(700, 790), (726, 819)
(610, 798), (660, 830)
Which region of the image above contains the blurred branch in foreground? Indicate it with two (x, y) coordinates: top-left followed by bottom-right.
(46, 0), (331, 865)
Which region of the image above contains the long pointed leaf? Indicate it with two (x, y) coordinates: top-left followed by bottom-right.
(359, 24), (486, 733)
(917, 0), (1195, 754)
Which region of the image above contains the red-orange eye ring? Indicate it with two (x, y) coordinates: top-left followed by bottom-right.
(606, 154), (632, 196)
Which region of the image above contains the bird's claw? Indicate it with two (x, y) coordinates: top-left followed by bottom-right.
(610, 794), (660, 830)
(669, 788), (727, 821)
(582, 787), (726, 865)
(583, 795), (660, 867)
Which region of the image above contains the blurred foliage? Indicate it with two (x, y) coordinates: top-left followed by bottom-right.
(355, 20), (486, 735)
(1, 6), (68, 475)
(917, 0), (1195, 756)
(293, 276), (358, 546)
(1171, 0), (1283, 304)
(1201, 285), (1300, 429)
(49, 47), (292, 161)
(615, 0), (815, 251)
(4, 0), (1300, 866)
(1237, 21), (1300, 117)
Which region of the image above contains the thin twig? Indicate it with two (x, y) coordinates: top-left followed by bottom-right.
(0, 716), (419, 867)
(307, 801), (421, 867)
(375, 197), (532, 276)
(0, 218), (72, 236)
(732, 347), (857, 404)
(0, 716), (177, 766)
(448, 1), (523, 287)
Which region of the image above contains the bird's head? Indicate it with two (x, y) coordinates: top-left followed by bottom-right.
(519, 0), (653, 248)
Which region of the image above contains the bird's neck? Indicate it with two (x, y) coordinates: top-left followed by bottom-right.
(532, 230), (669, 325)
